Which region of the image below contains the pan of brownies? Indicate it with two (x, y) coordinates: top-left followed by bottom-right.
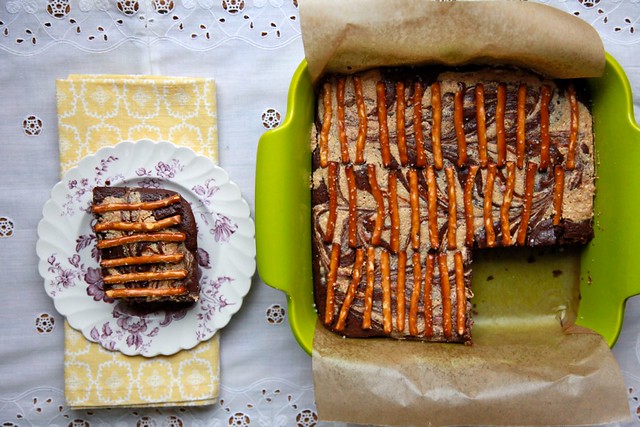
(256, 54), (640, 355)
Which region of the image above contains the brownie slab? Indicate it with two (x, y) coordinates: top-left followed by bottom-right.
(92, 186), (199, 306)
(311, 67), (595, 343)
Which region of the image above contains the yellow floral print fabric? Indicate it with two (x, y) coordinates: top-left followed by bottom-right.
(56, 75), (219, 408)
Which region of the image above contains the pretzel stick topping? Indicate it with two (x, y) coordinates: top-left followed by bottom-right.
(516, 84), (527, 169)
(431, 82), (443, 170)
(354, 76), (367, 164)
(106, 286), (188, 298)
(409, 252), (422, 336)
(496, 83), (507, 167)
(100, 253), (184, 268)
(454, 83), (468, 167)
(92, 194), (181, 213)
(426, 166), (439, 249)
(454, 251), (466, 336)
(445, 167), (457, 250)
(362, 246), (376, 329)
(336, 77), (350, 164)
(388, 171), (400, 253)
(368, 164), (385, 246)
(500, 162), (517, 246)
(380, 249), (392, 334)
(483, 163), (497, 248)
(409, 169), (421, 250)
(464, 165), (479, 246)
(539, 84), (552, 171)
(103, 269), (188, 285)
(376, 81), (391, 167)
(319, 82), (332, 168)
(567, 84), (579, 170)
(94, 215), (181, 232)
(438, 253), (452, 339)
(424, 251), (435, 337)
(517, 162), (538, 245)
(345, 165), (358, 248)
(324, 162), (339, 243)
(553, 165), (565, 226)
(336, 248), (365, 331)
(414, 82), (427, 167)
(396, 81), (408, 166)
(324, 242), (341, 325)
(475, 84), (488, 168)
(396, 250), (407, 333)
(97, 232), (186, 249)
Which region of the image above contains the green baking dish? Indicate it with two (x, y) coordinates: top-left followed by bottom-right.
(256, 54), (640, 355)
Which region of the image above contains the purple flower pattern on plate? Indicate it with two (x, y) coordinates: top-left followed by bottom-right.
(196, 276), (235, 340)
(38, 141), (254, 356)
(193, 178), (239, 243)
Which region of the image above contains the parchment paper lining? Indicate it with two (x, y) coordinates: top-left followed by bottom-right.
(301, 1), (625, 424)
(300, 0), (605, 83)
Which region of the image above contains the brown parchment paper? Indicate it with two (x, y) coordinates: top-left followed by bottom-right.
(299, 0), (605, 83)
(301, 2), (624, 424)
(312, 246), (630, 425)
(313, 323), (629, 426)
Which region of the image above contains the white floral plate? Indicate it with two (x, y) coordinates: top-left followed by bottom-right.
(36, 140), (256, 357)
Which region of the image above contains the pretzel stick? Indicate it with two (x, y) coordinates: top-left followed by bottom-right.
(475, 84), (488, 168)
(424, 252), (435, 337)
(438, 253), (452, 339)
(106, 286), (188, 298)
(414, 82), (426, 167)
(354, 76), (367, 164)
(324, 161), (339, 243)
(362, 246), (376, 329)
(454, 83), (468, 167)
(319, 82), (332, 168)
(100, 253), (184, 268)
(553, 165), (565, 226)
(500, 162), (516, 246)
(517, 162), (538, 245)
(324, 243), (341, 325)
(103, 269), (187, 284)
(335, 248), (365, 331)
(396, 250), (407, 332)
(92, 194), (181, 213)
(97, 232), (186, 249)
(454, 251), (466, 337)
(94, 215), (181, 232)
(516, 84), (527, 169)
(368, 164), (385, 246)
(484, 164), (497, 247)
(376, 81), (391, 167)
(539, 84), (552, 171)
(567, 84), (579, 170)
(431, 82), (443, 170)
(496, 83), (507, 167)
(409, 252), (422, 336)
(336, 77), (350, 163)
(396, 81), (408, 166)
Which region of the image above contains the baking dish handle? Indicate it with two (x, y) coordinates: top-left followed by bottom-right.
(256, 61), (316, 355)
(576, 53), (640, 347)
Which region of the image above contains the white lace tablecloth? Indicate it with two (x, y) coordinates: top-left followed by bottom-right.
(1, 1), (639, 426)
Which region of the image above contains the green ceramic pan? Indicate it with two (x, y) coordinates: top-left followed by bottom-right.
(256, 54), (640, 355)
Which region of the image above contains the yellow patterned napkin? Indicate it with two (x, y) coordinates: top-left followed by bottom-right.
(56, 75), (219, 408)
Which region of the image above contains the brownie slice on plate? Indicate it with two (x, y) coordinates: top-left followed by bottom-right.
(92, 186), (199, 306)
